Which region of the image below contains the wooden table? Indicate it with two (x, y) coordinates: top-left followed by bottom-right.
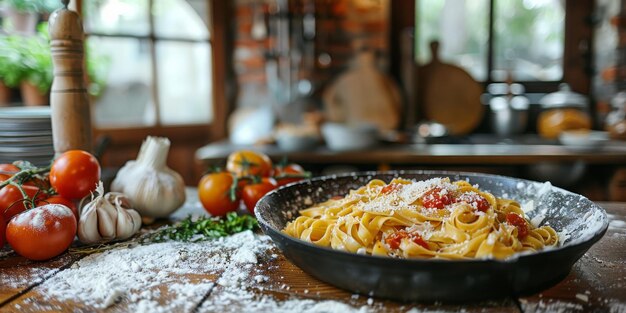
(1, 201), (624, 312)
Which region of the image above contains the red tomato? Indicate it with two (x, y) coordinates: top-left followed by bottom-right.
(50, 150), (101, 200)
(0, 184), (43, 222)
(37, 196), (78, 221)
(455, 192), (490, 212)
(422, 187), (453, 209)
(0, 164), (20, 174)
(226, 150), (273, 178)
(0, 214), (5, 248)
(506, 213), (529, 239)
(198, 172), (240, 217)
(273, 163), (306, 186)
(0, 164), (43, 188)
(242, 178), (277, 213)
(6, 204), (77, 261)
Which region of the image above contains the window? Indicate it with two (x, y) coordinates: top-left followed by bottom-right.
(416, 0), (565, 85)
(82, 0), (213, 128)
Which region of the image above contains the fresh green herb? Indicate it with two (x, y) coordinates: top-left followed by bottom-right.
(143, 212), (258, 243)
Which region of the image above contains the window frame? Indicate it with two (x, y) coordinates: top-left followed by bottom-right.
(391, 0), (594, 95)
(76, 0), (232, 145)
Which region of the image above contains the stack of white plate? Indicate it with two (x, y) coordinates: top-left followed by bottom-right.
(0, 107), (54, 166)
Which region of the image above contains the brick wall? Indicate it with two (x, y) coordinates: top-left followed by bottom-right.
(232, 0), (390, 110)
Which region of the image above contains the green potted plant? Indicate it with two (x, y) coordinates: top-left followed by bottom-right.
(1, 0), (61, 33)
(0, 35), (26, 105)
(19, 26), (53, 106)
(1, 23), (107, 107)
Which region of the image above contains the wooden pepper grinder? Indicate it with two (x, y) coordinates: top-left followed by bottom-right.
(48, 0), (93, 154)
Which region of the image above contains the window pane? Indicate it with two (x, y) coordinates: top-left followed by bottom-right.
(416, 0), (489, 80)
(153, 0), (210, 40)
(89, 37), (156, 128)
(83, 0), (150, 35)
(156, 41), (213, 125)
(493, 0), (564, 81)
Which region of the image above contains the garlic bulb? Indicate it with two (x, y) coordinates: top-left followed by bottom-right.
(111, 136), (186, 219)
(78, 183), (142, 244)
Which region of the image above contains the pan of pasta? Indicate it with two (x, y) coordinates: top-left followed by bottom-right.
(255, 171), (609, 302)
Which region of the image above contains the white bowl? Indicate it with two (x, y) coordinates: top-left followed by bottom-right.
(276, 133), (319, 151)
(559, 130), (609, 150)
(321, 123), (379, 151)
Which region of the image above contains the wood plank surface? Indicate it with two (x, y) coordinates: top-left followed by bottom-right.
(0, 202), (623, 312)
(519, 202), (626, 313)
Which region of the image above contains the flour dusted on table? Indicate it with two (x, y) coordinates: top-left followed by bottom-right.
(29, 230), (369, 312)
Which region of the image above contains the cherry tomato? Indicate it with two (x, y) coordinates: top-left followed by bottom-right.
(37, 196), (78, 221)
(242, 178), (277, 213)
(506, 212), (529, 239)
(273, 163), (307, 186)
(0, 164), (44, 188)
(0, 164), (20, 174)
(455, 192), (490, 212)
(50, 150), (101, 200)
(422, 187), (453, 209)
(0, 214), (5, 248)
(6, 204), (77, 261)
(198, 172), (239, 217)
(226, 150), (272, 178)
(0, 184), (43, 222)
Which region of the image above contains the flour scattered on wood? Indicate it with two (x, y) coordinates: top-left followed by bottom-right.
(22, 230), (368, 312)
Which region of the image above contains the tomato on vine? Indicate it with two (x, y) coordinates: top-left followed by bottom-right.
(226, 150), (272, 178)
(0, 214), (5, 248)
(37, 196), (78, 221)
(198, 171), (240, 217)
(273, 163), (307, 186)
(0, 184), (43, 222)
(242, 178), (277, 213)
(6, 204), (77, 261)
(50, 150), (101, 200)
(0, 164), (20, 174)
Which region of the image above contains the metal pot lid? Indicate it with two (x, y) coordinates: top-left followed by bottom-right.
(539, 83), (588, 109)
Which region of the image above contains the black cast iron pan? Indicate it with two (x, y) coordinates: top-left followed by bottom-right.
(254, 171), (609, 302)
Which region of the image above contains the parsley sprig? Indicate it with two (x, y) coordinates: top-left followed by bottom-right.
(143, 212), (258, 243)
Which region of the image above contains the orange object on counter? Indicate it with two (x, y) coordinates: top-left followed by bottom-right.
(537, 84), (591, 139)
(537, 108), (592, 139)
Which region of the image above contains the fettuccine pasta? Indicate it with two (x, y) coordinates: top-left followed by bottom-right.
(283, 177), (558, 260)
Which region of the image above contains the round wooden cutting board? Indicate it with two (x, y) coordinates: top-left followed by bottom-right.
(418, 41), (484, 135)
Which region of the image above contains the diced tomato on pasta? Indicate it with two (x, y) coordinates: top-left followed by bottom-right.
(410, 234), (429, 249)
(506, 213), (529, 238)
(385, 230), (428, 250)
(385, 230), (408, 249)
(381, 183), (402, 195)
(422, 187), (453, 209)
(455, 192), (490, 212)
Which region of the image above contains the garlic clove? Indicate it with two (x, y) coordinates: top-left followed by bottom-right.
(115, 209), (138, 240)
(95, 199), (117, 241)
(77, 206), (101, 244)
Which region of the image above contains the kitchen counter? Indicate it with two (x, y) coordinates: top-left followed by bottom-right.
(0, 198), (624, 312)
(196, 139), (626, 166)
